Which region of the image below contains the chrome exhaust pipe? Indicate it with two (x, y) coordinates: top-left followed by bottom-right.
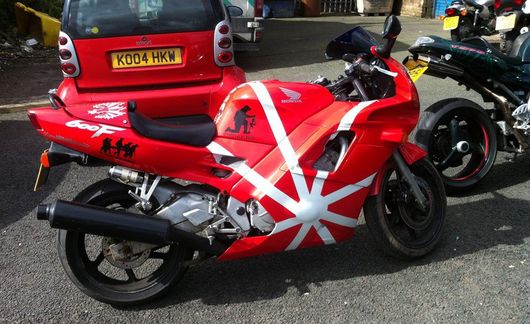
(37, 200), (226, 256)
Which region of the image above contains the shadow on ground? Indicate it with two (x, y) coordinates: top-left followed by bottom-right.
(454, 154), (530, 197)
(127, 188), (529, 310)
(0, 120), (68, 229)
(236, 18), (409, 73)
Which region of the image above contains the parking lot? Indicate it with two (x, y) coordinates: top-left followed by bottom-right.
(0, 16), (529, 322)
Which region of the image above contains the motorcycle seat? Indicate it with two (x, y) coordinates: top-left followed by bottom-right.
(127, 101), (216, 147)
(461, 37), (524, 65)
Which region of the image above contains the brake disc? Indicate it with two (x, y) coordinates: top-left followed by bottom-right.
(101, 237), (151, 269)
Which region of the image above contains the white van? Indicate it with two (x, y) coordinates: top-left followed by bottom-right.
(224, 0), (264, 50)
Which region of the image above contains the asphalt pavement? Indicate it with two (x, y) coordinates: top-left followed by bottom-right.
(0, 16), (528, 323)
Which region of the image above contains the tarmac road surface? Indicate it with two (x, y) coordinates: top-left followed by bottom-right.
(0, 16), (528, 322)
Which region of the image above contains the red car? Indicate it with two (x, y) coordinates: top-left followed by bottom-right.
(55, 0), (246, 118)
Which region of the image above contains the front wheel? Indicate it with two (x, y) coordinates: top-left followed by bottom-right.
(414, 98), (497, 194)
(364, 158), (446, 260)
(57, 179), (193, 306)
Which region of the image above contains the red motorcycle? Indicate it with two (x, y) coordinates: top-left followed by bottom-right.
(30, 16), (446, 306)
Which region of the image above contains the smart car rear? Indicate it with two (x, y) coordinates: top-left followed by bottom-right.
(56, 0), (246, 117)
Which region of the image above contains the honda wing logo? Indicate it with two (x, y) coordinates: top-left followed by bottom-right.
(279, 87), (302, 104)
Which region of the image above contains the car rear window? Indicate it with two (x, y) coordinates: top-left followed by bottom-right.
(63, 0), (224, 39)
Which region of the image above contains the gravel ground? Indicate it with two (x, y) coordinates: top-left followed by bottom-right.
(0, 16), (528, 323)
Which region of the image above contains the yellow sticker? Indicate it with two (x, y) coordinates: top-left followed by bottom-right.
(91, 26), (99, 34)
(404, 59), (429, 83)
(407, 66), (429, 83)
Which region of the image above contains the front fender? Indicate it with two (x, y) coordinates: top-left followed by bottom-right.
(367, 143), (427, 196)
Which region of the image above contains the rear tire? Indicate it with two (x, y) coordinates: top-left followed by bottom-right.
(57, 179), (193, 306)
(364, 158), (446, 260)
(450, 16), (474, 42)
(414, 98), (497, 194)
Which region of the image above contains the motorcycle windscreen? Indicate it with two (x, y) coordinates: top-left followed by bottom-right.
(325, 26), (378, 60)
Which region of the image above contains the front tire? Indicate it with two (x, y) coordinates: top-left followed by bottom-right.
(57, 179), (193, 306)
(414, 98), (497, 194)
(364, 158), (446, 260)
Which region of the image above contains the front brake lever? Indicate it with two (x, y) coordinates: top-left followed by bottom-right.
(372, 65), (398, 77)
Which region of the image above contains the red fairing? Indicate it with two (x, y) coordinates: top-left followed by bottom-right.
(30, 54), (420, 261)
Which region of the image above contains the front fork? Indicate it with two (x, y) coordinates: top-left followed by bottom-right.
(391, 151), (428, 211)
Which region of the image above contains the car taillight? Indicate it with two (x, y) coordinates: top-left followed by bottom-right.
(58, 31), (80, 78)
(218, 37), (232, 49)
(214, 20), (234, 67)
(219, 24), (229, 35)
(255, 0), (264, 17)
(218, 52), (233, 63)
(27, 111), (42, 130)
(61, 63), (77, 75)
(59, 49), (72, 60)
(445, 8), (457, 16)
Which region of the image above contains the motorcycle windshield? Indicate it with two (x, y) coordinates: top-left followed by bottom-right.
(325, 26), (378, 59)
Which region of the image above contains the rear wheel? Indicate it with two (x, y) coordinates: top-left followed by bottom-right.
(57, 179), (193, 306)
(450, 16), (474, 42)
(415, 98), (497, 194)
(364, 158), (446, 260)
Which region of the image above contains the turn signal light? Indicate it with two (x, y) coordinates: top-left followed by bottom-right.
(440, 15), (446, 20)
(461, 9), (468, 16)
(59, 49), (72, 60)
(218, 52), (233, 63)
(218, 24), (229, 34)
(218, 37), (232, 49)
(58, 36), (68, 46)
(61, 63), (77, 75)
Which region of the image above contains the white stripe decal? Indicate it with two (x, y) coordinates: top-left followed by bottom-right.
(207, 87), (379, 252)
(248, 81), (309, 198)
(338, 100), (376, 131)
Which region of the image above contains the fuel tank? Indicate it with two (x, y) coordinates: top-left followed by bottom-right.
(215, 81), (335, 145)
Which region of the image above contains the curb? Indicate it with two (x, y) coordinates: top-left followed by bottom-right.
(0, 99), (49, 114)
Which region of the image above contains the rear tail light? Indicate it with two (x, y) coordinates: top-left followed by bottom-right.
(515, 0), (524, 6)
(214, 20), (234, 67)
(218, 52), (233, 63)
(445, 8), (457, 16)
(61, 63), (77, 75)
(218, 24), (230, 35)
(58, 31), (80, 78)
(59, 49), (72, 60)
(494, 0), (501, 9)
(27, 111), (42, 130)
(255, 0), (264, 17)
(218, 37), (232, 49)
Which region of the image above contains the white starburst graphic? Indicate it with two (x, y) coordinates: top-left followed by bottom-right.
(88, 102), (127, 120)
(208, 82), (376, 250)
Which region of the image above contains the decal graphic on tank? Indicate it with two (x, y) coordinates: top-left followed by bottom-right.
(279, 87), (302, 103)
(225, 105), (256, 134)
(88, 102), (127, 120)
(100, 138), (138, 159)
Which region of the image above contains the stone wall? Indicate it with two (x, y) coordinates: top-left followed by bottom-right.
(400, 0), (434, 18)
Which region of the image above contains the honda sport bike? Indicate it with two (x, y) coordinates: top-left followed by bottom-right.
(30, 16), (446, 306)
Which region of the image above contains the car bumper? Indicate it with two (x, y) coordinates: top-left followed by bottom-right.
(57, 66), (246, 118)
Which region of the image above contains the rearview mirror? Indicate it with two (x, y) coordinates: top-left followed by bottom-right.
(227, 6), (244, 17)
(381, 15), (401, 39)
